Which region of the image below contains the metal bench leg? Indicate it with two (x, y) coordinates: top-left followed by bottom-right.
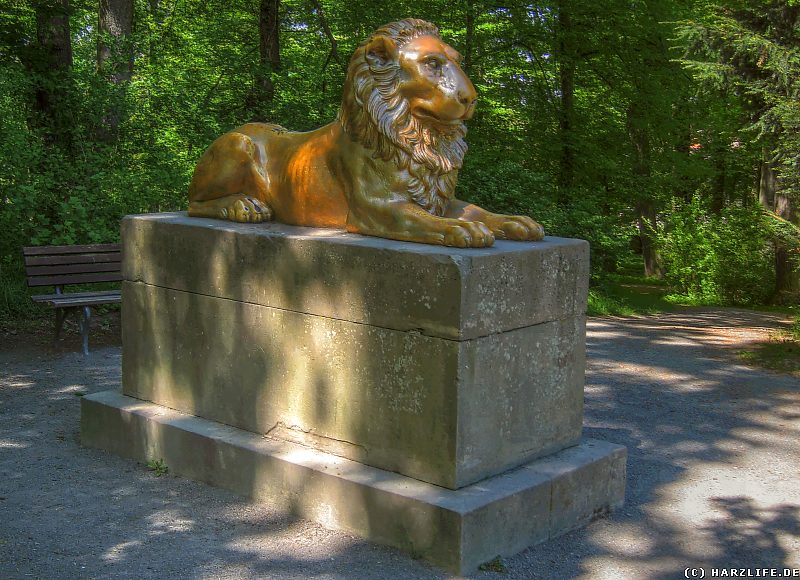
(80, 306), (92, 356)
(54, 309), (66, 345)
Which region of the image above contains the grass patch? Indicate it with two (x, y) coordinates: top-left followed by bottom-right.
(588, 275), (680, 316)
(0, 270), (41, 325)
(750, 304), (800, 317)
(478, 556), (508, 573)
(146, 458), (169, 477)
(737, 316), (800, 375)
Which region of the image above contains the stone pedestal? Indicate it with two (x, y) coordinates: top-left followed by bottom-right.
(81, 212), (626, 573)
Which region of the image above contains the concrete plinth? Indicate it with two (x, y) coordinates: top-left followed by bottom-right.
(120, 213), (589, 489)
(80, 212), (626, 572)
(81, 390), (626, 575)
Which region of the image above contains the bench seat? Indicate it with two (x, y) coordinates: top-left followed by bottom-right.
(23, 244), (122, 355)
(31, 290), (122, 308)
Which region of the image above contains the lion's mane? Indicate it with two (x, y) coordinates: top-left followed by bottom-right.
(338, 19), (468, 217)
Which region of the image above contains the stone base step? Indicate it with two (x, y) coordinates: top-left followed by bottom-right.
(81, 390), (626, 574)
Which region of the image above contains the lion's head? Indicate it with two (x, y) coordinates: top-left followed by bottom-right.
(339, 19), (477, 216)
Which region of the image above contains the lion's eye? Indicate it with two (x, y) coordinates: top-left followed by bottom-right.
(425, 59), (442, 71)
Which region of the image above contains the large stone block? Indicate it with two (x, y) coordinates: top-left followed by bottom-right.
(121, 213), (589, 341)
(83, 213), (626, 572)
(81, 391), (627, 575)
(121, 213), (588, 489)
(122, 281), (585, 488)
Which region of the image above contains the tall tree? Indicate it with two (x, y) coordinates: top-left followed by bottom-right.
(32, 0), (73, 145)
(628, 100), (663, 278)
(463, 0), (475, 75)
(676, 0), (800, 300)
(98, 0), (134, 83)
(554, 0), (575, 198)
(250, 0), (281, 119)
(617, 0), (691, 278)
(97, 0), (134, 140)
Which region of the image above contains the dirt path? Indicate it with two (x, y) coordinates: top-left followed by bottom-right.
(1, 308), (798, 579)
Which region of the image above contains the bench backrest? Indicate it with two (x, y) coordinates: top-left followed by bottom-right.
(23, 243), (123, 290)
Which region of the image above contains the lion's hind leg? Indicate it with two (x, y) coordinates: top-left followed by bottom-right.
(188, 130), (276, 223)
(188, 194), (274, 223)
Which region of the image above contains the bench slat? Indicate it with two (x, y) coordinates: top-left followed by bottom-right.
(27, 272), (123, 287)
(32, 293), (122, 308)
(23, 244), (122, 355)
(26, 262), (122, 277)
(23, 243), (121, 256)
(32, 290), (121, 302)
(24, 252), (122, 267)
(33, 292), (121, 302)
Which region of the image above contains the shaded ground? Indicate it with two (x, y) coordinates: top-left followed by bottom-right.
(737, 316), (800, 377)
(1, 307), (798, 579)
(0, 306), (122, 354)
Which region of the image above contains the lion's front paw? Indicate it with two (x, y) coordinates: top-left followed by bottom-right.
(444, 221), (495, 248)
(220, 197), (273, 223)
(493, 216), (544, 241)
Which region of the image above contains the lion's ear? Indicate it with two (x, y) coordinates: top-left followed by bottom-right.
(365, 35), (398, 67)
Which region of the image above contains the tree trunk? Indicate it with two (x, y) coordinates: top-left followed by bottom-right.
(33, 0), (73, 146)
(464, 0), (475, 75)
(628, 102), (662, 278)
(758, 148), (776, 209)
(98, 0), (134, 83)
(774, 192), (799, 301)
(759, 151), (800, 301)
(636, 200), (662, 278)
(97, 0), (134, 141)
(710, 144), (726, 214)
(250, 0), (281, 119)
(311, 0), (342, 98)
(556, 2), (575, 199)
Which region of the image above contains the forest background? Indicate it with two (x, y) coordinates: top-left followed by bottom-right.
(1, 0), (799, 321)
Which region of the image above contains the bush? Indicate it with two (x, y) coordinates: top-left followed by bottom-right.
(0, 61), (191, 321)
(458, 158), (634, 276)
(660, 196), (775, 305)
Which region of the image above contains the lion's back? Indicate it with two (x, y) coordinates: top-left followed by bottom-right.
(231, 122), (290, 144)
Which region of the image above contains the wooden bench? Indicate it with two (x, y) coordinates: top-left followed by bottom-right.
(23, 243), (122, 355)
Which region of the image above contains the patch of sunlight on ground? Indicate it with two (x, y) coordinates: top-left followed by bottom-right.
(0, 439), (29, 449)
(101, 540), (143, 562)
(146, 511), (195, 534)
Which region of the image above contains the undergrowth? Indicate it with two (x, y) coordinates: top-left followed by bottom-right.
(588, 275), (681, 316)
(737, 314), (800, 375)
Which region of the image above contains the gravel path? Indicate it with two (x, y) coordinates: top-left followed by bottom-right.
(1, 308), (798, 579)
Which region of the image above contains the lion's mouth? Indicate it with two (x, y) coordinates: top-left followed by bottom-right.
(414, 108), (463, 128)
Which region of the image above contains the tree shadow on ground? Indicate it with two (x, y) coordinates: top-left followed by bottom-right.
(503, 308), (800, 579)
(703, 497), (800, 568)
(2, 307), (799, 579)
(0, 348), (448, 579)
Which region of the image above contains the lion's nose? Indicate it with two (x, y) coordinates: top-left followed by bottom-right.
(458, 90), (477, 107)
(457, 78), (477, 107)
(461, 99), (477, 120)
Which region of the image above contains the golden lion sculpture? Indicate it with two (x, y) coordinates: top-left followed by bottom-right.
(188, 19), (543, 247)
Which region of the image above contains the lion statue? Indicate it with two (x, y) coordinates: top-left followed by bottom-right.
(188, 18), (544, 247)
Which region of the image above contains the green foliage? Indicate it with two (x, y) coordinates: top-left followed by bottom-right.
(674, 0), (800, 193)
(458, 157), (634, 274)
(0, 266), (40, 323)
(478, 556), (508, 573)
(737, 314), (800, 375)
(588, 276), (678, 316)
(146, 458), (169, 476)
(789, 315), (800, 341)
(1, 0), (796, 321)
(660, 197), (776, 305)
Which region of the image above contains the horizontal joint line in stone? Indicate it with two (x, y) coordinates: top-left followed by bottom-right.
(126, 280), (573, 341)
